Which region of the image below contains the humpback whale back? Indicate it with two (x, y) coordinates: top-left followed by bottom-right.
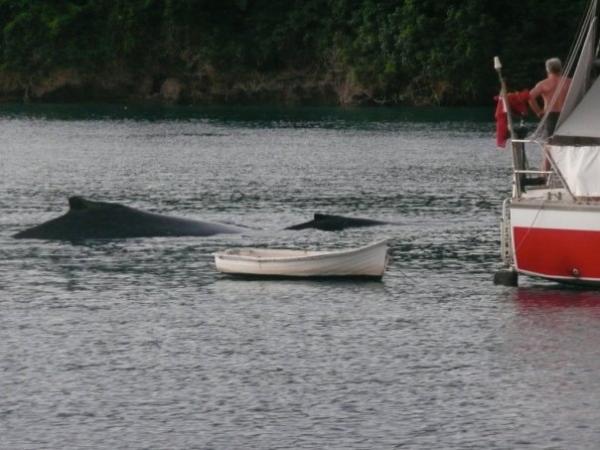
(14, 196), (243, 240)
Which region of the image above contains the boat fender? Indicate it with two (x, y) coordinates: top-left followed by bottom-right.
(493, 269), (519, 287)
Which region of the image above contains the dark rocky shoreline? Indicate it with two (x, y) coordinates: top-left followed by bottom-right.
(0, 67), (393, 106)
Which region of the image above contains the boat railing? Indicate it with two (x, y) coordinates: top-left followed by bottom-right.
(509, 137), (565, 198)
(493, 57), (568, 199)
(500, 197), (513, 267)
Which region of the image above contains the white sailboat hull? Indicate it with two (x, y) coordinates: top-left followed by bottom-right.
(214, 240), (390, 278)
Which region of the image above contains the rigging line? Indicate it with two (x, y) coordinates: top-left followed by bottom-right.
(395, 265), (418, 285)
(566, 0), (597, 64)
(385, 247), (418, 285)
(547, 2), (594, 102)
(534, 22), (589, 134)
(533, 0), (596, 138)
(512, 199), (547, 257)
(563, 1), (595, 76)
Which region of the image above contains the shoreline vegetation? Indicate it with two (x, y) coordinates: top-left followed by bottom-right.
(0, 0), (584, 106)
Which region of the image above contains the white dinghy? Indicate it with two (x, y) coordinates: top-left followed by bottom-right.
(214, 240), (390, 279)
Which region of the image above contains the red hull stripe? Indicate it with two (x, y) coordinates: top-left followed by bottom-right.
(513, 227), (600, 279)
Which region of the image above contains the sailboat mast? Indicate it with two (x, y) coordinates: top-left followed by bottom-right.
(591, 0), (599, 41)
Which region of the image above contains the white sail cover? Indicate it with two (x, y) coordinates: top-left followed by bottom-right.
(555, 77), (600, 138)
(548, 145), (600, 196)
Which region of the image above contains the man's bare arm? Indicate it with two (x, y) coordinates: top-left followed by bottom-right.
(529, 83), (544, 117)
(528, 96), (543, 118)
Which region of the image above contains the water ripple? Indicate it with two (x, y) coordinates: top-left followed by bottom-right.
(1, 108), (599, 449)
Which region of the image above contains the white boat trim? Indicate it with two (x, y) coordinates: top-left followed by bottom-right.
(511, 203), (600, 231)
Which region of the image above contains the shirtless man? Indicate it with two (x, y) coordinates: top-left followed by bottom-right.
(528, 57), (571, 137)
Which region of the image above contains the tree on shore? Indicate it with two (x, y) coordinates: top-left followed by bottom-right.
(0, 0), (587, 105)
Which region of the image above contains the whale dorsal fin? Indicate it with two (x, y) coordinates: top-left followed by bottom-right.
(314, 213), (342, 221)
(68, 196), (126, 211)
(69, 196), (117, 210)
(68, 196), (91, 210)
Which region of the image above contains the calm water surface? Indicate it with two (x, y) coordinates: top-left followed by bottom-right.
(2, 105), (600, 449)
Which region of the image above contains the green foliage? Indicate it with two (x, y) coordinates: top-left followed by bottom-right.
(0, 0), (590, 103)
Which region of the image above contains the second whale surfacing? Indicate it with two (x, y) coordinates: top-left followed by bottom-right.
(13, 196), (244, 240)
(285, 213), (390, 231)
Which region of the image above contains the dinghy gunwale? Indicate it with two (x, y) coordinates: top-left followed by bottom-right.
(213, 239), (390, 264)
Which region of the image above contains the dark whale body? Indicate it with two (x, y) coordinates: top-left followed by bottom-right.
(13, 197), (243, 240)
(285, 213), (390, 231)
(14, 197), (392, 240)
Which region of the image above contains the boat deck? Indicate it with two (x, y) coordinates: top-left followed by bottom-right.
(219, 248), (322, 258)
(520, 187), (569, 201)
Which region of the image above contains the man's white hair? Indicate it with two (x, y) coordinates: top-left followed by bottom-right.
(546, 57), (562, 74)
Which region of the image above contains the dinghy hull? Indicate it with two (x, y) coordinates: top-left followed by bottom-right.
(214, 240), (390, 279)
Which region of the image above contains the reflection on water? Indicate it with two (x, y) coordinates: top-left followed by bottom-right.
(515, 287), (600, 309)
(1, 105), (599, 449)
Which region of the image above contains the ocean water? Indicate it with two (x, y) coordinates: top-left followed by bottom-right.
(2, 104), (600, 449)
